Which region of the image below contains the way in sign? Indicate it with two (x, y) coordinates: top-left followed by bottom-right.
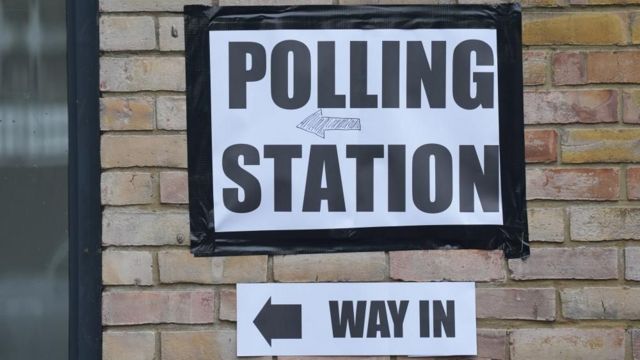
(237, 282), (476, 357)
(330, 299), (455, 339)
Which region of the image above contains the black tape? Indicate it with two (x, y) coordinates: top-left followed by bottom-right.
(184, 4), (529, 259)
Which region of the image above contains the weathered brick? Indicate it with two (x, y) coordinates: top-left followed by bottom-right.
(633, 13), (640, 44)
(221, 0), (332, 4)
(524, 90), (617, 124)
(570, 207), (640, 241)
(100, 57), (185, 92)
(587, 51), (640, 83)
(562, 287), (640, 319)
(341, 0), (453, 4)
(523, 51), (547, 86)
(477, 288), (556, 321)
(99, 0), (209, 12)
(523, 13), (627, 45)
(161, 330), (270, 360)
(274, 252), (387, 282)
(508, 247), (618, 280)
(522, 0), (567, 6)
(510, 328), (625, 360)
(571, 0), (640, 4)
(623, 90), (640, 124)
(101, 134), (187, 168)
(100, 16), (155, 51)
(158, 250), (268, 284)
(156, 96), (186, 130)
(561, 129), (640, 163)
(100, 97), (154, 131)
(102, 249), (153, 286)
(102, 290), (215, 325)
(552, 52), (585, 85)
(528, 207), (564, 242)
(632, 329), (640, 360)
(160, 171), (188, 204)
(102, 208), (189, 246)
(219, 288), (236, 321)
(526, 168), (620, 200)
(103, 331), (155, 360)
(475, 329), (508, 360)
(626, 247), (640, 281)
(629, 168), (640, 200)
(284, 357), (388, 360)
(101, 171), (155, 205)
(158, 250), (214, 284)
(159, 17), (184, 51)
(396, 329), (507, 360)
(390, 250), (505, 282)
(525, 129), (557, 163)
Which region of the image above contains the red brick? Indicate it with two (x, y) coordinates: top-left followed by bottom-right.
(476, 288), (556, 321)
(219, 288), (236, 321)
(524, 90), (617, 124)
(510, 328), (625, 360)
(390, 250), (505, 282)
(629, 167), (640, 200)
(623, 90), (640, 123)
(525, 130), (557, 163)
(508, 247), (618, 280)
(587, 51), (640, 83)
(274, 252), (387, 282)
(160, 171), (188, 204)
(552, 52), (585, 85)
(526, 168), (620, 200)
(102, 290), (215, 325)
(523, 51), (547, 86)
(570, 207), (640, 241)
(103, 331), (155, 360)
(562, 287), (640, 319)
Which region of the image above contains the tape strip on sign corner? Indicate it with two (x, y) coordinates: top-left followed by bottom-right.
(184, 4), (529, 258)
(236, 282), (477, 357)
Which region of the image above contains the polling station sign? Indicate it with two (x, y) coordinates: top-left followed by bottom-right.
(185, 5), (528, 258)
(237, 283), (477, 356)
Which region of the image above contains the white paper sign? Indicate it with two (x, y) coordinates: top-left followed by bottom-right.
(237, 282), (477, 357)
(210, 29), (501, 232)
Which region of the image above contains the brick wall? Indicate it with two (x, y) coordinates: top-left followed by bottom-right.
(98, 0), (640, 359)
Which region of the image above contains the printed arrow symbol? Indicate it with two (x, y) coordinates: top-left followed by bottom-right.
(296, 109), (361, 138)
(253, 297), (302, 346)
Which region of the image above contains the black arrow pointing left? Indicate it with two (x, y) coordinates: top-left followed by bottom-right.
(253, 297), (302, 346)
